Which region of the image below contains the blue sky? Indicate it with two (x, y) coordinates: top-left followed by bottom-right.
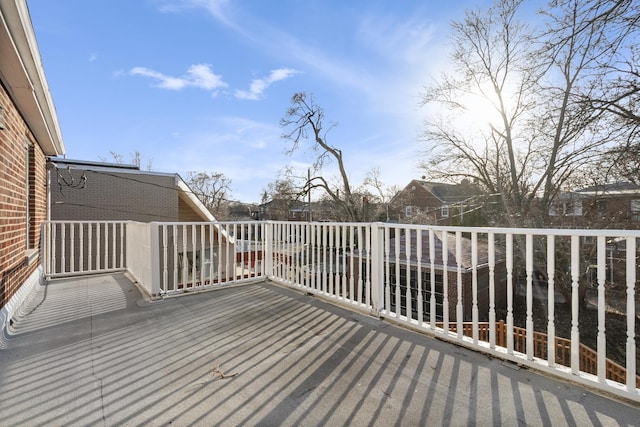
(28, 0), (486, 203)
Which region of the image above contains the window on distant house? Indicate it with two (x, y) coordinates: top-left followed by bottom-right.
(596, 199), (607, 214)
(405, 206), (413, 217)
(571, 201), (582, 216)
(441, 205), (449, 218)
(631, 199), (640, 220)
(549, 200), (582, 216)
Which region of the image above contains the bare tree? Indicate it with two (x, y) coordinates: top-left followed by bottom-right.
(565, 0), (640, 183)
(100, 150), (153, 171)
(281, 92), (367, 221)
(421, 0), (623, 227)
(421, 0), (640, 310)
(186, 171), (232, 219)
(363, 167), (401, 222)
(261, 172), (306, 220)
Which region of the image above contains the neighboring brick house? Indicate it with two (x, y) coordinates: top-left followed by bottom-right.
(48, 158), (215, 222)
(0, 0), (65, 331)
(389, 179), (484, 225)
(548, 182), (640, 229)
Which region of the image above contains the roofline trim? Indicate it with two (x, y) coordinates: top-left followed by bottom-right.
(0, 0), (64, 155)
(176, 178), (216, 222)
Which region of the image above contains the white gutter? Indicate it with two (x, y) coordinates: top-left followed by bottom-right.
(0, 0), (64, 156)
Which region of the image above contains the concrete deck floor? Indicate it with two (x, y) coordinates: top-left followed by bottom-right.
(0, 273), (637, 426)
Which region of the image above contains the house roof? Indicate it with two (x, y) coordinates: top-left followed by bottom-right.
(47, 157), (216, 221)
(0, 0), (64, 156)
(407, 180), (483, 204)
(577, 182), (640, 196)
(388, 230), (502, 271)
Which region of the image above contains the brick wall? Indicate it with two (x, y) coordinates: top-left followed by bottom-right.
(0, 82), (47, 309)
(50, 169), (179, 222)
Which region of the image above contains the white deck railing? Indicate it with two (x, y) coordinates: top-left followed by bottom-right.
(43, 221), (127, 277)
(41, 220), (640, 402)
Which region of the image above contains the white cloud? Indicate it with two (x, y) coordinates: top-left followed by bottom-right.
(234, 68), (300, 100)
(156, 0), (246, 36)
(89, 53), (97, 62)
(130, 64), (227, 93)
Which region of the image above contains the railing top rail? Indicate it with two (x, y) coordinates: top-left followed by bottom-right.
(150, 221), (259, 226)
(46, 219), (640, 237)
(226, 220), (640, 238)
(378, 223), (640, 238)
(44, 220), (131, 225)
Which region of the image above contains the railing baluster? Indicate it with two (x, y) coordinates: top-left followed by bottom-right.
(274, 223), (279, 281)
(250, 222), (255, 279)
(277, 222), (283, 281)
(88, 223), (92, 272)
(98, 223), (103, 271)
(429, 229), (436, 330)
(357, 225), (364, 304)
(597, 235), (606, 381)
(570, 235), (580, 375)
(526, 234), (534, 360)
(217, 223), (223, 285)
(349, 225), (355, 302)
(42, 222), (48, 275)
(625, 236), (636, 391)
(417, 228), (423, 326)
(384, 226), (390, 314)
(547, 235), (556, 368)
(303, 223), (310, 290)
(61, 223), (66, 273)
(293, 223), (299, 284)
(394, 227), (401, 317)
(191, 224), (197, 288)
(488, 232), (496, 349)
(112, 222), (116, 270)
(171, 225), (177, 291)
(329, 224), (334, 295)
(506, 233), (514, 355)
(456, 231), (463, 339)
(105, 223), (109, 270)
(323, 224), (329, 294)
(405, 227), (412, 322)
(472, 231), (478, 344)
(120, 222), (125, 270)
(200, 224), (206, 285)
(342, 224), (348, 298)
(161, 225), (167, 292)
(442, 230), (449, 334)
(310, 223), (316, 291)
(79, 223), (85, 272)
(70, 223), (75, 273)
(365, 225), (371, 308)
(181, 224), (187, 287)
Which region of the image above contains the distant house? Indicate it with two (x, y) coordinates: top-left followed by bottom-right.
(0, 0), (65, 331)
(389, 179), (484, 225)
(258, 199), (314, 221)
(548, 182), (640, 229)
(228, 202), (258, 221)
(386, 230), (507, 322)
